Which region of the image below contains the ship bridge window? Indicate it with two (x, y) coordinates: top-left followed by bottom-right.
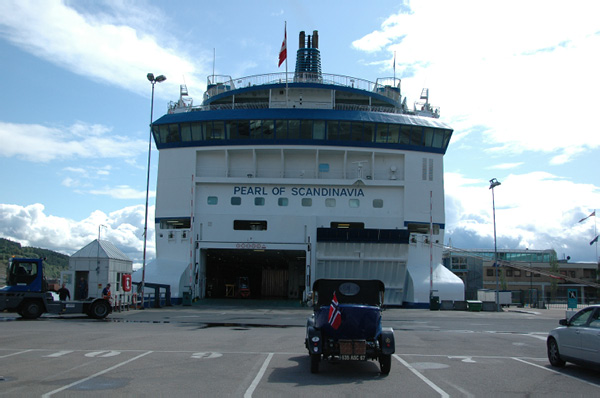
(230, 120), (249, 139)
(364, 123), (375, 142)
(351, 122), (363, 141)
(159, 218), (191, 229)
(207, 196), (218, 205)
(349, 199), (360, 208)
(325, 198), (336, 207)
(231, 197), (241, 205)
(154, 120), (452, 152)
(275, 120), (287, 138)
(327, 120), (338, 140)
(410, 126), (423, 146)
(423, 128), (434, 147)
(250, 120), (262, 139)
(400, 125), (411, 145)
(302, 198), (312, 207)
(192, 123), (203, 140)
(167, 124), (180, 143)
(331, 222), (364, 229)
(375, 124), (389, 143)
(313, 120), (326, 139)
(388, 124), (400, 143)
(288, 120), (300, 139)
(431, 130), (444, 148)
(254, 197), (265, 206)
(300, 120), (313, 139)
(263, 120), (275, 137)
(234, 220), (267, 231)
(278, 197), (289, 206)
(181, 123), (192, 141)
(339, 121), (351, 141)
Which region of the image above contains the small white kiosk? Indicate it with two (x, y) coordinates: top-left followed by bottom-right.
(66, 239), (133, 308)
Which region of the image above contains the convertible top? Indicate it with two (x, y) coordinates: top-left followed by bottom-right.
(312, 279), (385, 307)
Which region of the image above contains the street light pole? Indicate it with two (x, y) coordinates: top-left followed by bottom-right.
(141, 73), (166, 309)
(489, 178), (501, 312)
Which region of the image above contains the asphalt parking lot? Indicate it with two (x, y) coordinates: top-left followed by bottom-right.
(1, 304), (599, 397)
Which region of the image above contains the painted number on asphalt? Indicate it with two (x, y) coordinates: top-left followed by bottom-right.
(191, 352), (222, 359)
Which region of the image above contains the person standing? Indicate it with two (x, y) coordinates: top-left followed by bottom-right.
(57, 283), (71, 301)
(102, 283), (111, 300)
(78, 277), (88, 300)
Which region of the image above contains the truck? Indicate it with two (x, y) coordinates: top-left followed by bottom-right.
(0, 257), (112, 319)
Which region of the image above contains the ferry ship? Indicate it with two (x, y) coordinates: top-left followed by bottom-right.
(142, 30), (464, 307)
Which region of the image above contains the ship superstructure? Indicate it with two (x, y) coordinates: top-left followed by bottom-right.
(145, 30), (464, 306)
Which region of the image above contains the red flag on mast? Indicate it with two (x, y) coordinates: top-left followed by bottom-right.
(278, 24), (287, 67)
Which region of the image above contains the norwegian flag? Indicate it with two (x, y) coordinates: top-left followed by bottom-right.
(328, 291), (342, 330)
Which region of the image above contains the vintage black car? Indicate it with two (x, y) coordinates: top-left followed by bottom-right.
(305, 279), (395, 374)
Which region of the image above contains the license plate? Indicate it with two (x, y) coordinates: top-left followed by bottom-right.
(339, 339), (367, 360)
(340, 354), (366, 361)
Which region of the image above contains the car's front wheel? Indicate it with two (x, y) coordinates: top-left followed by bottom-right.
(547, 337), (565, 367)
(310, 354), (320, 374)
(379, 354), (391, 375)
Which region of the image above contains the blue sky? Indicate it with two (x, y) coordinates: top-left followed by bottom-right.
(1, 0), (599, 266)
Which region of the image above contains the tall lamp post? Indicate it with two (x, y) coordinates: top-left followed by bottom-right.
(489, 178), (501, 312)
(141, 73), (166, 309)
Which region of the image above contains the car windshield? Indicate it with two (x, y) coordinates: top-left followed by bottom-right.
(570, 307), (596, 327)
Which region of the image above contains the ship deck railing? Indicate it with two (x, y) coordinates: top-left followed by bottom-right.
(205, 72), (401, 103)
(182, 101), (406, 114)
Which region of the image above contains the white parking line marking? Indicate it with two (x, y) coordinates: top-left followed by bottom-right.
(525, 333), (548, 341)
(84, 350), (121, 358)
(394, 354), (450, 398)
(244, 352), (273, 398)
(41, 350), (153, 397)
(512, 357), (600, 388)
(45, 351), (74, 357)
(0, 349), (33, 358)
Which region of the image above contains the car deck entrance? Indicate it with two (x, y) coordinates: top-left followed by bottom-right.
(203, 248), (306, 300)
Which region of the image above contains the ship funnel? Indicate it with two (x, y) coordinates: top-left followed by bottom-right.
(294, 30), (322, 82)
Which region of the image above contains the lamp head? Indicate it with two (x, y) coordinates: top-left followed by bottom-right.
(489, 178), (501, 189)
(155, 75), (167, 83)
(147, 73), (155, 82)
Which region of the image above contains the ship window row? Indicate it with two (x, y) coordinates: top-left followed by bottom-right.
(207, 196), (384, 208)
(153, 120), (451, 149)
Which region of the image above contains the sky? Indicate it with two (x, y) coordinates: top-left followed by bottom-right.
(1, 0), (599, 267)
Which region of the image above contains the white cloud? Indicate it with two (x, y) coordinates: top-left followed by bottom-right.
(488, 162), (523, 170)
(445, 171), (600, 261)
(0, 0), (208, 98)
(352, 1), (600, 163)
(0, 203), (154, 264)
(89, 185), (154, 200)
(0, 121), (146, 162)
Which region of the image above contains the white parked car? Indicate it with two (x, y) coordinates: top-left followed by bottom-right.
(547, 305), (600, 368)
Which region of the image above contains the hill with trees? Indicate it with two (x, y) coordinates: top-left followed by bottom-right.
(0, 238), (69, 282)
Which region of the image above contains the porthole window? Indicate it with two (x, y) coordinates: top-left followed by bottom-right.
(207, 196), (218, 205)
(373, 199), (383, 208)
(231, 197), (241, 205)
(325, 198), (336, 207)
(349, 199), (360, 208)
(302, 198), (312, 207)
(278, 197), (289, 206)
(255, 197), (265, 206)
